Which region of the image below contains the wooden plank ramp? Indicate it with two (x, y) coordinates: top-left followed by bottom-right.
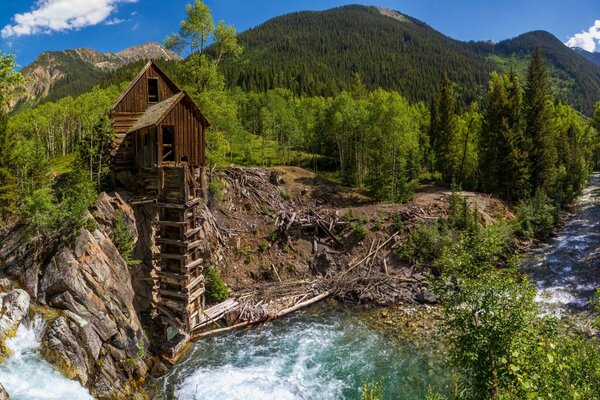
(193, 299), (240, 330)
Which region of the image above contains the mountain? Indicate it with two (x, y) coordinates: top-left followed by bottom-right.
(12, 43), (181, 109)
(220, 5), (495, 104)
(572, 47), (600, 67)
(219, 5), (600, 114)
(484, 31), (600, 114)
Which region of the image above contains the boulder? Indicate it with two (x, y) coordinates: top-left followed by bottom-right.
(0, 289), (30, 356)
(0, 382), (9, 400)
(417, 288), (438, 304)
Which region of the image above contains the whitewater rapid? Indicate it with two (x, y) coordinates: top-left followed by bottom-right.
(0, 315), (92, 400)
(150, 306), (449, 399)
(522, 173), (600, 316)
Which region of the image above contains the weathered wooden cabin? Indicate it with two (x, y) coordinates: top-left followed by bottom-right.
(110, 61), (210, 334)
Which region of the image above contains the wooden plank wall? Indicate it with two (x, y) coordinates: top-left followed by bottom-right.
(161, 100), (205, 168)
(133, 126), (158, 169)
(113, 64), (179, 113)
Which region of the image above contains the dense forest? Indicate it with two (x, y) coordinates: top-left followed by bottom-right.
(2, 1), (600, 399)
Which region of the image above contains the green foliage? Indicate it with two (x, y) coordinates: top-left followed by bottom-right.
(113, 211), (139, 267)
(280, 189), (293, 201)
(204, 267), (229, 303)
(360, 381), (383, 400)
(266, 229), (278, 242)
(439, 272), (600, 400)
(447, 192), (479, 233)
(352, 221), (369, 240)
(435, 222), (516, 279)
(396, 222), (456, 270)
(19, 187), (58, 236)
(208, 178), (225, 206)
(258, 240), (269, 252)
(165, 0), (242, 93)
(480, 71), (529, 200)
(19, 168), (97, 238)
(441, 273), (539, 399)
(525, 47), (558, 195)
(392, 212), (404, 232)
(514, 191), (557, 240)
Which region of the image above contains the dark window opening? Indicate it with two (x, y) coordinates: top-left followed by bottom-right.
(162, 126), (175, 162)
(148, 78), (159, 103)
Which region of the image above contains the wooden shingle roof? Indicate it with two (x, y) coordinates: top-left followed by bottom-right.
(127, 91), (210, 133)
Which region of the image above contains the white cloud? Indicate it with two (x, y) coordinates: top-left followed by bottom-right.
(566, 20), (600, 52)
(105, 18), (125, 26)
(1, 0), (138, 39)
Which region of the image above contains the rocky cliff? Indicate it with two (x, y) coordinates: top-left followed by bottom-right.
(0, 192), (153, 399)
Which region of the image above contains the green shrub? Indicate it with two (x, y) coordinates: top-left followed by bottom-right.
(392, 211), (404, 232)
(280, 189), (293, 201)
(208, 178), (224, 206)
(343, 209), (355, 221)
(435, 222), (516, 279)
(267, 229), (279, 242)
(258, 240), (269, 252)
(204, 267), (229, 303)
(360, 381), (383, 400)
(439, 272), (600, 400)
(20, 168), (98, 238)
(514, 191), (557, 240)
(352, 221), (369, 239)
(396, 222), (455, 269)
(19, 187), (58, 236)
(113, 211), (140, 267)
(447, 191), (478, 233)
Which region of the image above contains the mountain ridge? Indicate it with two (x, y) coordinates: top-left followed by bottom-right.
(12, 43), (182, 109)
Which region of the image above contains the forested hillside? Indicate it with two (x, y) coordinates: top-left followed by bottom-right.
(219, 5), (494, 104)
(484, 31), (600, 115)
(219, 5), (600, 115)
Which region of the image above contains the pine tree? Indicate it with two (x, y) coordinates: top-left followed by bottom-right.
(525, 48), (557, 194)
(480, 71), (529, 200)
(0, 112), (17, 221)
(433, 73), (459, 183)
(506, 70), (530, 199)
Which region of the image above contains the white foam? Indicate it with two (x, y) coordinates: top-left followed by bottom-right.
(0, 315), (92, 400)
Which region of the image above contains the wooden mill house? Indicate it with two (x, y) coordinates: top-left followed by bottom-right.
(110, 61), (210, 335)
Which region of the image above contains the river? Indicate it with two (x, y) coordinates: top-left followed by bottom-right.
(149, 174), (600, 400)
(148, 305), (450, 399)
(521, 172), (600, 316)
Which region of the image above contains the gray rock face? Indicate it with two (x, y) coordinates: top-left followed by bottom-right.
(0, 382), (9, 400)
(0, 192), (152, 399)
(0, 288), (30, 355)
(39, 225), (147, 398)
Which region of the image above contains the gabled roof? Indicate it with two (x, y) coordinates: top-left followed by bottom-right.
(111, 60), (181, 111)
(127, 91), (210, 133)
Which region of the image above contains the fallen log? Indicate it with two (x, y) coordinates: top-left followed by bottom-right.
(190, 291), (332, 341)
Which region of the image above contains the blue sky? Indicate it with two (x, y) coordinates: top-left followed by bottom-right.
(1, 0), (600, 68)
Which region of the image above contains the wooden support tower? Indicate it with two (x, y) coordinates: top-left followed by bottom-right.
(153, 164), (205, 331)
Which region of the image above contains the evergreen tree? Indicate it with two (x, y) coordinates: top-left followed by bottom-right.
(480, 72), (529, 200)
(0, 53), (23, 222)
(525, 48), (557, 193)
(432, 73), (460, 183)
